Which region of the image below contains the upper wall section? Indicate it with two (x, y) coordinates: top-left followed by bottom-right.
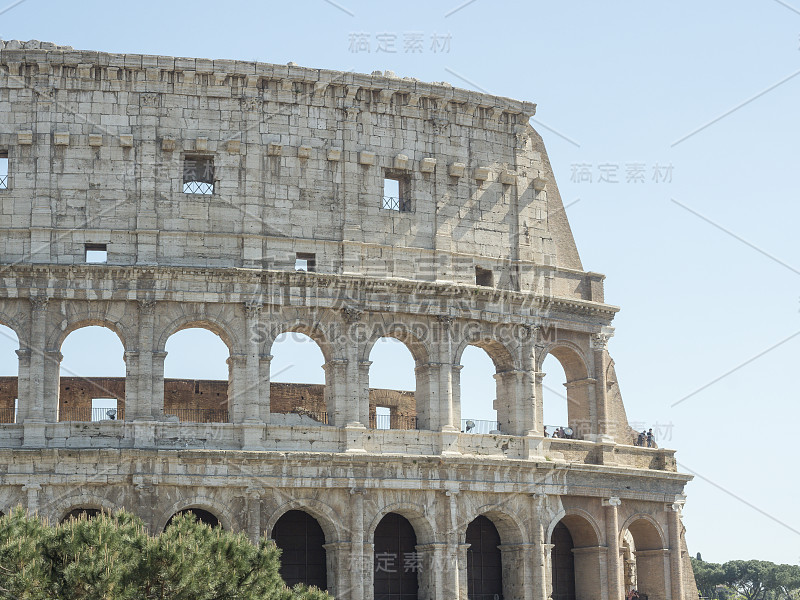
(0, 41), (599, 299)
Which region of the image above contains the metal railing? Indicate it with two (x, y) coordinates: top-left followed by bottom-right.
(182, 181), (213, 195)
(461, 419), (501, 434)
(59, 407), (125, 422)
(370, 414), (418, 430)
(381, 196), (411, 212)
(0, 408), (16, 423)
(164, 408), (228, 423)
(0, 175), (7, 189)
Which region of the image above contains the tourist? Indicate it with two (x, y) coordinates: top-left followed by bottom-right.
(637, 431), (646, 446)
(647, 428), (654, 448)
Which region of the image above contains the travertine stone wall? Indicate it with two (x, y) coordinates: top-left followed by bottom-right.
(0, 42), (697, 599)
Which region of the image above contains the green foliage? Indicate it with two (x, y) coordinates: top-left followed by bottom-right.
(0, 507), (333, 600)
(692, 556), (800, 600)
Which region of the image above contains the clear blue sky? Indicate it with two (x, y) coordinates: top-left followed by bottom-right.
(1, 0), (799, 565)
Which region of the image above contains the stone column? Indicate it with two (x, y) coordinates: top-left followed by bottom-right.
(667, 500), (686, 600)
(42, 349), (61, 423)
(341, 105), (364, 275)
(123, 350), (139, 420)
(323, 358), (347, 426)
(245, 487), (261, 543)
(243, 304), (262, 422)
(519, 329), (538, 435)
(591, 332), (614, 441)
(563, 377), (597, 440)
(413, 362), (435, 430)
(499, 544), (534, 600)
(350, 488), (366, 600)
(441, 490), (460, 597)
(531, 494), (551, 600)
(151, 351), (167, 419)
(135, 299), (157, 420)
(258, 354), (272, 423)
(451, 364), (463, 429)
(494, 370), (525, 435)
(603, 497), (623, 600)
(416, 542), (446, 600)
(323, 541), (350, 598)
(435, 316), (457, 432)
(227, 354), (247, 423)
(456, 543), (470, 599)
(22, 483), (41, 515)
(25, 297), (48, 424)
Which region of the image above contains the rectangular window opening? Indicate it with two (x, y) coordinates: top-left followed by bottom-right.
(295, 252), (316, 272)
(475, 266), (493, 287)
(183, 154), (214, 195)
(0, 151), (8, 190)
(382, 174), (411, 212)
(91, 398), (118, 421)
(85, 243), (107, 264)
(376, 406), (391, 430)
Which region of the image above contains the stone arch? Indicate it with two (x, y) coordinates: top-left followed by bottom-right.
(263, 318), (336, 364)
(265, 497), (345, 543)
(364, 323), (432, 430)
(0, 314), (22, 425)
(460, 503), (526, 545)
(620, 514), (669, 600)
(49, 317), (129, 353)
(537, 341), (594, 439)
(366, 502), (436, 545)
(455, 335), (525, 435)
(157, 313), (239, 355)
(0, 310), (25, 350)
(548, 509), (604, 600)
(361, 322), (431, 366)
(546, 508), (602, 547)
(155, 496), (234, 533)
(51, 492), (119, 524)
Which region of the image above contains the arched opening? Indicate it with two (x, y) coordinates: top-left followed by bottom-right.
(61, 507), (103, 522)
(539, 346), (591, 440)
(542, 354), (569, 438)
(373, 512), (419, 600)
(165, 508), (221, 530)
(459, 346), (501, 435)
(272, 510), (327, 590)
(270, 331), (328, 426)
(163, 327), (230, 422)
(550, 514), (601, 600)
(368, 337), (419, 430)
(0, 324), (19, 423)
(624, 518), (668, 600)
(59, 326), (125, 421)
(466, 515), (503, 599)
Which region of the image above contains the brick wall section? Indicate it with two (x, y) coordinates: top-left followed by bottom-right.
(0, 376), (416, 421)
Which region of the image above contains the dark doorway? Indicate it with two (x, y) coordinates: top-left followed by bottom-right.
(551, 522), (576, 600)
(272, 510), (327, 590)
(165, 508), (221, 530)
(373, 512), (419, 600)
(466, 515), (503, 599)
(61, 508), (102, 522)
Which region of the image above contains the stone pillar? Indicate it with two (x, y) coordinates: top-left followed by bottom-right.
(151, 351), (167, 418)
(350, 488), (366, 600)
(123, 350), (139, 420)
(563, 377), (597, 440)
(451, 364), (463, 429)
(245, 487), (261, 543)
(22, 483), (41, 515)
(227, 354), (247, 423)
(494, 370), (525, 435)
(457, 543), (470, 599)
(572, 546), (606, 600)
(435, 316), (457, 432)
(416, 542), (446, 600)
(258, 354), (272, 423)
(25, 297), (48, 424)
(42, 349), (61, 423)
(667, 500), (686, 600)
(134, 299), (156, 420)
(534, 370), (546, 434)
(531, 494), (551, 600)
(413, 363), (436, 430)
(520, 331), (538, 436)
(15, 349), (30, 423)
(323, 358), (348, 426)
(243, 304), (262, 422)
(358, 360), (372, 426)
(441, 490), (460, 597)
(499, 544), (534, 600)
(603, 497), (623, 600)
(323, 541), (350, 598)
(591, 332), (614, 441)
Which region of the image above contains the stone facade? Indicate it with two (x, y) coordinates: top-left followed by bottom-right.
(0, 40), (696, 599)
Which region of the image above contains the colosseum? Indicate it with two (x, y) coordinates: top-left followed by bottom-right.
(0, 40), (696, 599)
